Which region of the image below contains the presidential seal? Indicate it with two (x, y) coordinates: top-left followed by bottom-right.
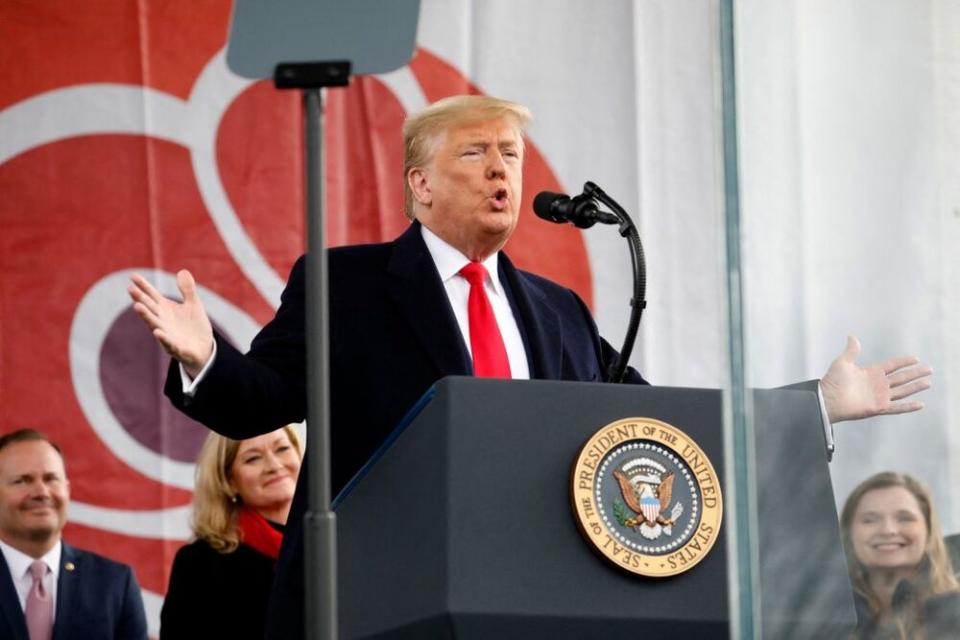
(570, 417), (722, 577)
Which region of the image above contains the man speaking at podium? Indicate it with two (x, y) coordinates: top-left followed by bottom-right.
(128, 95), (931, 638)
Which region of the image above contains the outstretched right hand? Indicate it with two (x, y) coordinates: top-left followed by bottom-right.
(128, 270), (214, 379)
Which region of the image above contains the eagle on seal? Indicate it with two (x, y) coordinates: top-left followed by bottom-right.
(613, 469), (676, 526)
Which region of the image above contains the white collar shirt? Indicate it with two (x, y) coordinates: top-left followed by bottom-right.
(420, 225), (530, 379)
(0, 538), (61, 619)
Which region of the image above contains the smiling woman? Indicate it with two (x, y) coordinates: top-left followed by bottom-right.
(841, 472), (960, 640)
(159, 426), (303, 640)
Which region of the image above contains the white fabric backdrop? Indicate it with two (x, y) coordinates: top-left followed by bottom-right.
(736, 0), (960, 532)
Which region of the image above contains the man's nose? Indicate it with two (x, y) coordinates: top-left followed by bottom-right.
(29, 480), (51, 498)
(486, 152), (506, 179)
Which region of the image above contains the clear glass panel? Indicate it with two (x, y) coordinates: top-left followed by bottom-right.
(730, 1), (960, 638)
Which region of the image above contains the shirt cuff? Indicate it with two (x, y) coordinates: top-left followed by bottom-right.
(816, 382), (836, 461)
(180, 340), (217, 397)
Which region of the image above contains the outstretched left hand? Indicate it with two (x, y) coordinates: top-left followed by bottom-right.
(821, 335), (932, 423)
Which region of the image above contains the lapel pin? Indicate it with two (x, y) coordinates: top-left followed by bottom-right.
(65, 562), (75, 571)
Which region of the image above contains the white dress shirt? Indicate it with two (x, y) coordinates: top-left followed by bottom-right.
(0, 538), (61, 619)
(420, 225), (530, 379)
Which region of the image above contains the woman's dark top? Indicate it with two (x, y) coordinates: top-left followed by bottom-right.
(160, 525), (283, 640)
(853, 577), (960, 640)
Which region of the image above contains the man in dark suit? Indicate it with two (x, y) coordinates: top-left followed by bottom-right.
(129, 95), (932, 639)
(0, 429), (147, 640)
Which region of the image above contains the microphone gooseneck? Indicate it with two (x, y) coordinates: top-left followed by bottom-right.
(533, 182), (647, 384)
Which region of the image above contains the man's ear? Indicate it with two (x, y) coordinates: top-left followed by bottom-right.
(408, 167), (431, 206)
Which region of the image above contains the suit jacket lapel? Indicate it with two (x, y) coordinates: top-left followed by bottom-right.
(52, 543), (77, 640)
(0, 550), (28, 640)
(498, 253), (562, 379)
(388, 222), (473, 377)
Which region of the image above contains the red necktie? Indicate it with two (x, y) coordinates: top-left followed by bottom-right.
(25, 560), (52, 640)
(459, 262), (511, 378)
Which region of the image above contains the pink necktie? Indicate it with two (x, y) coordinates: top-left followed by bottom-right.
(459, 262), (511, 378)
(25, 560), (52, 640)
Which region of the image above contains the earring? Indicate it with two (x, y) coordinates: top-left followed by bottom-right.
(230, 494), (239, 504)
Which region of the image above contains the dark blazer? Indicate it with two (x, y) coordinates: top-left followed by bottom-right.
(165, 221), (647, 639)
(0, 541), (147, 640)
(160, 540), (276, 640)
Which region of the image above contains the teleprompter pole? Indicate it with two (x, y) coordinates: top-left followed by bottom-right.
(275, 60), (351, 640)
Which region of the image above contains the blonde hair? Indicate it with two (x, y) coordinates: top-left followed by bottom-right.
(402, 94), (532, 219)
(840, 471), (959, 639)
(190, 426), (303, 553)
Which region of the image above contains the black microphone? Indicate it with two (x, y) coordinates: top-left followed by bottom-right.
(533, 191), (619, 229)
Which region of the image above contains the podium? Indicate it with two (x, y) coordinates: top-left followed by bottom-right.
(334, 378), (855, 639)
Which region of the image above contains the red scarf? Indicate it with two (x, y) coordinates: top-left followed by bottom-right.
(237, 508), (283, 560)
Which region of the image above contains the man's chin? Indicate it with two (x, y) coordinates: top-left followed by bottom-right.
(23, 521), (62, 541)
(480, 215), (516, 239)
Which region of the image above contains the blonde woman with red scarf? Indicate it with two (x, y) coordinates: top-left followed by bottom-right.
(161, 425), (302, 639)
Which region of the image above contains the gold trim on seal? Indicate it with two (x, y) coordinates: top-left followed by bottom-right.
(570, 417), (723, 578)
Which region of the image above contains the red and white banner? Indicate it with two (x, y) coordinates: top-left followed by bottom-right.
(0, 1), (611, 633)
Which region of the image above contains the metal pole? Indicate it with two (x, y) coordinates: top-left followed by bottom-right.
(303, 87), (338, 640)
(718, 1), (760, 639)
